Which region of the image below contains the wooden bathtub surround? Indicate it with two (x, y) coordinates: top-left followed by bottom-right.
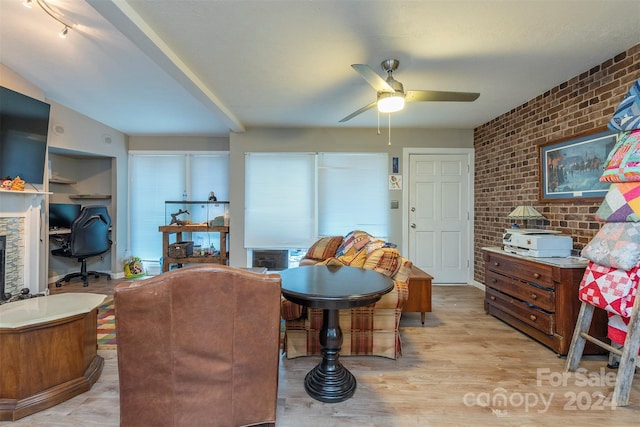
(0, 293), (107, 421)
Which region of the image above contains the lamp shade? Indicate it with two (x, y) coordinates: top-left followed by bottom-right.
(377, 92), (405, 113)
(507, 205), (546, 220)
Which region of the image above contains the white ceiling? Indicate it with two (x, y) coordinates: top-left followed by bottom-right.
(1, 0), (639, 137)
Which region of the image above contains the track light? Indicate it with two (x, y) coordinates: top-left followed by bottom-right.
(25, 0), (73, 38)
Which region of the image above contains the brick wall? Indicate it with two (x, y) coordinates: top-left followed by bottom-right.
(474, 43), (640, 285)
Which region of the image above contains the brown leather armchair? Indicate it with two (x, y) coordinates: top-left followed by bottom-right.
(114, 265), (282, 427)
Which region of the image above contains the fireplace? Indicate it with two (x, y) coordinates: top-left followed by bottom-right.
(0, 191), (45, 295)
(0, 235), (5, 301)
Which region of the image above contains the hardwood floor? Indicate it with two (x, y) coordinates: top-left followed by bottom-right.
(3, 279), (639, 426)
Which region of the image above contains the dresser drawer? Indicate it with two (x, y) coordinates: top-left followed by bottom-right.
(486, 287), (554, 335)
(485, 270), (555, 312)
(485, 251), (555, 288)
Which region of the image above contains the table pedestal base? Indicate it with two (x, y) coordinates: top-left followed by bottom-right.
(304, 308), (356, 403)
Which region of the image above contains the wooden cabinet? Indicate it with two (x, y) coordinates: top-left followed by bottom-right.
(159, 224), (229, 272)
(403, 266), (433, 324)
(0, 294), (105, 421)
(482, 247), (607, 355)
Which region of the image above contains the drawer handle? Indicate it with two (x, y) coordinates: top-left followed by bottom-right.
(532, 273), (541, 279)
(490, 296), (496, 301)
(493, 262), (500, 267)
(491, 278), (497, 283)
(530, 314), (537, 321)
(531, 293), (537, 300)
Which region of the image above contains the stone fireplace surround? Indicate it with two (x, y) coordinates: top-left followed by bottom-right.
(0, 190), (46, 296)
(0, 219), (24, 299)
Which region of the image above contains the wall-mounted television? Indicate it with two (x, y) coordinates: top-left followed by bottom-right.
(0, 86), (50, 185)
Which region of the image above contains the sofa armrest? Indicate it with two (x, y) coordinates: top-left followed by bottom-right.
(281, 297), (304, 320)
(372, 279), (409, 310)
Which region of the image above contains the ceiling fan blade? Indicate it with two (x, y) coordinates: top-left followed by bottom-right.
(405, 90), (480, 102)
(339, 101), (377, 123)
(352, 64), (394, 93)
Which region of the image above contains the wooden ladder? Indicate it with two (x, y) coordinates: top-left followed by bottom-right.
(565, 294), (640, 407)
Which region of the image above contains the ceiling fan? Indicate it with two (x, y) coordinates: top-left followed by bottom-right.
(339, 59), (480, 122)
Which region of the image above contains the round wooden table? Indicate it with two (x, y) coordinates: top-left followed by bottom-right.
(280, 265), (394, 403)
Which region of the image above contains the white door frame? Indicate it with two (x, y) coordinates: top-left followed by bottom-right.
(401, 147), (475, 284)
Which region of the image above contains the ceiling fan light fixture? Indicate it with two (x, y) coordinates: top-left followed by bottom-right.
(377, 92), (405, 113)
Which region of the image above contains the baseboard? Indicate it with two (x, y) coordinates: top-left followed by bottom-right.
(48, 270), (115, 285)
(472, 280), (485, 291)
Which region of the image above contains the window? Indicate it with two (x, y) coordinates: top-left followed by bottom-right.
(245, 152), (388, 249)
(318, 153), (388, 239)
(129, 152), (229, 263)
(244, 153), (316, 249)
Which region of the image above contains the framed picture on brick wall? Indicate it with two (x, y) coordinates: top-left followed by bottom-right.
(539, 127), (617, 202)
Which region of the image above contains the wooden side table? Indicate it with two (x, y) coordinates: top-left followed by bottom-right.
(158, 224), (229, 272)
(403, 266), (433, 324)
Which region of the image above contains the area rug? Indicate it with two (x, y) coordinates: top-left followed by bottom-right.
(97, 299), (116, 350)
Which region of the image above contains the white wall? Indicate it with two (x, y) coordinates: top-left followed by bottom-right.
(46, 103), (128, 278)
(129, 135), (229, 151)
(229, 127), (473, 267)
(131, 128), (473, 268)
(1, 64), (129, 282)
(2, 62), (474, 274)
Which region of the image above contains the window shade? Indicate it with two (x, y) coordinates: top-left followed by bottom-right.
(318, 153), (388, 239)
(244, 153), (316, 249)
(244, 152), (388, 249)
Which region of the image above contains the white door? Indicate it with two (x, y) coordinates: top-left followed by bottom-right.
(408, 154), (471, 283)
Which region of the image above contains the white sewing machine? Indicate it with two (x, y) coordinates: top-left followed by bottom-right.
(502, 229), (573, 257)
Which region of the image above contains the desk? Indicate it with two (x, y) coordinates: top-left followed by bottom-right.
(280, 265), (394, 403)
(48, 227), (71, 236)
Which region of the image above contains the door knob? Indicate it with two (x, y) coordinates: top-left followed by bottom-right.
(411, 207), (416, 212)
(411, 223), (416, 228)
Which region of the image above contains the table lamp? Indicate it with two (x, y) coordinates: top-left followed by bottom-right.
(507, 205), (546, 231)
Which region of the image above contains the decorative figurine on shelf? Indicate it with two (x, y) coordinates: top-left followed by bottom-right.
(11, 176), (25, 191)
(208, 191), (217, 202)
(170, 209), (192, 225)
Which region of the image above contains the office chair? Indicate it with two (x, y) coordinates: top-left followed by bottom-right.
(52, 205), (112, 287)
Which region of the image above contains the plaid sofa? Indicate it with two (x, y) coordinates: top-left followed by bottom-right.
(280, 231), (413, 359)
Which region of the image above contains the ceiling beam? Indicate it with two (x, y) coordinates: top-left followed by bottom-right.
(87, 0), (245, 133)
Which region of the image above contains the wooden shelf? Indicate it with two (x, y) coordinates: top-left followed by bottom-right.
(49, 177), (76, 184)
(158, 224), (228, 233)
(0, 189), (50, 196)
(69, 194), (111, 200)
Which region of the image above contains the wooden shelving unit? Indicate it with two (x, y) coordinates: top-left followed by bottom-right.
(159, 224), (229, 272)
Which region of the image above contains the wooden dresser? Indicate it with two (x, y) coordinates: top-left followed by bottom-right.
(482, 247), (607, 355)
